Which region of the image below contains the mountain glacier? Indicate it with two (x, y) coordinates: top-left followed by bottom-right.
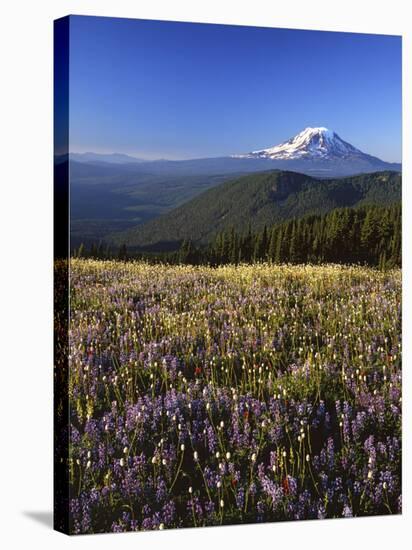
(234, 127), (382, 162)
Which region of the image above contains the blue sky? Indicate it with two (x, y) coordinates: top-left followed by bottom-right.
(68, 16), (402, 162)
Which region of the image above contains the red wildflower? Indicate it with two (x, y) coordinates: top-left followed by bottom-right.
(195, 367), (202, 376)
(243, 410), (249, 421)
(282, 476), (290, 495)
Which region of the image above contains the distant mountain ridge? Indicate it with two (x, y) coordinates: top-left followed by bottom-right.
(70, 152), (146, 164)
(69, 127), (401, 177)
(109, 170), (401, 251)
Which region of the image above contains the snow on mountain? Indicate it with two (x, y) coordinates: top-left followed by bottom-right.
(233, 127), (369, 161)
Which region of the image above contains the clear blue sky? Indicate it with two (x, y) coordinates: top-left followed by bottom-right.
(68, 16), (402, 162)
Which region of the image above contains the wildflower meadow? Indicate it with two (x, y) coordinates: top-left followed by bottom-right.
(67, 260), (401, 533)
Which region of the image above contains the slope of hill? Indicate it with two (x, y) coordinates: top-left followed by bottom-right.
(110, 170), (401, 250)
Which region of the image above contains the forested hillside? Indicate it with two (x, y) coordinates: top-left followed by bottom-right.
(177, 202), (401, 268)
(75, 202), (401, 268)
(110, 170), (401, 250)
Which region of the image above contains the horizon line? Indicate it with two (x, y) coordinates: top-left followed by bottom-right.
(68, 148), (402, 165)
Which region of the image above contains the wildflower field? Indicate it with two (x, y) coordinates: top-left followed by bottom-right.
(67, 260), (401, 533)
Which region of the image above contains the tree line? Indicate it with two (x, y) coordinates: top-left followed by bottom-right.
(73, 203), (401, 269)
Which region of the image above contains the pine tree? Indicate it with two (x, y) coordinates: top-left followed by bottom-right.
(268, 227), (278, 262)
(118, 243), (128, 261)
(289, 221), (297, 263)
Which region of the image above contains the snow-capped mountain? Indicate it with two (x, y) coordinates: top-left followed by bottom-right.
(66, 127), (401, 186)
(234, 127), (380, 162)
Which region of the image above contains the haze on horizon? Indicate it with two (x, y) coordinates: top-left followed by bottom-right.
(68, 16), (402, 163)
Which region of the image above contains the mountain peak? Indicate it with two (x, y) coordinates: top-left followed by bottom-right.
(300, 126), (332, 134)
(298, 126), (334, 139)
(234, 127), (365, 161)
